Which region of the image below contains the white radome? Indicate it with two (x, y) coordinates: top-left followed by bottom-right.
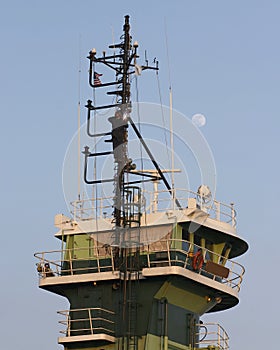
(192, 113), (206, 127)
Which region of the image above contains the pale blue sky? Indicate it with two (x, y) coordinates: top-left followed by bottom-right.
(0, 1), (278, 349)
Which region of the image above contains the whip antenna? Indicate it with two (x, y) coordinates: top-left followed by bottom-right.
(164, 18), (176, 209)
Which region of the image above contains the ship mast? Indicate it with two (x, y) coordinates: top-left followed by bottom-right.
(84, 15), (160, 349)
(84, 16), (182, 242)
(109, 15), (132, 230)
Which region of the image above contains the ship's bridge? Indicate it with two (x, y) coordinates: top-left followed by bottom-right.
(35, 189), (247, 312)
(67, 187), (248, 258)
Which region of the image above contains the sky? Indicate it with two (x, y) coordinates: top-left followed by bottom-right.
(0, 1), (279, 349)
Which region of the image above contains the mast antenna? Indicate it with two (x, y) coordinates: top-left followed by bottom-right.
(77, 34), (82, 200)
(164, 18), (176, 209)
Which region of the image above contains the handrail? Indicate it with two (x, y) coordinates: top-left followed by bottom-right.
(195, 322), (229, 350)
(57, 307), (115, 337)
(70, 188), (236, 227)
(34, 238), (245, 292)
(143, 238), (245, 291)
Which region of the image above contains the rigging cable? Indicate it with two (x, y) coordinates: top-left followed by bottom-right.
(156, 72), (171, 170)
(135, 76), (144, 172)
(134, 71), (148, 225)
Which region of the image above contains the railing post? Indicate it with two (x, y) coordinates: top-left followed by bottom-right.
(96, 245), (100, 272)
(189, 232), (194, 255)
(183, 244), (188, 269)
(67, 313), (71, 337)
(41, 252), (45, 278)
(230, 202), (235, 227)
(217, 251), (222, 265)
(69, 249), (73, 275)
(215, 200), (220, 221)
(167, 239), (171, 266)
(73, 201), (77, 221)
(88, 309), (94, 335)
(110, 246), (114, 272)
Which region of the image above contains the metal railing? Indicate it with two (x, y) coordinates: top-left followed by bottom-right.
(58, 307), (115, 338)
(71, 195), (114, 221)
(144, 189), (236, 227)
(35, 245), (115, 277)
(196, 323), (229, 350)
(34, 238), (245, 291)
(145, 239), (245, 291)
(70, 188), (236, 227)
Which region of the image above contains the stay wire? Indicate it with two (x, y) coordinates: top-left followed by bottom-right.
(156, 72), (171, 170)
(135, 76), (144, 172)
(134, 76), (147, 225)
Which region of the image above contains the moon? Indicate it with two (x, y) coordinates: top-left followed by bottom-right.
(192, 113), (206, 127)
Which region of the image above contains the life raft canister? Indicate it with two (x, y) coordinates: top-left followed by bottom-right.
(192, 250), (204, 271)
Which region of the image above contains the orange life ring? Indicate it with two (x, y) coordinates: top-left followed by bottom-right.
(192, 250), (204, 271)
